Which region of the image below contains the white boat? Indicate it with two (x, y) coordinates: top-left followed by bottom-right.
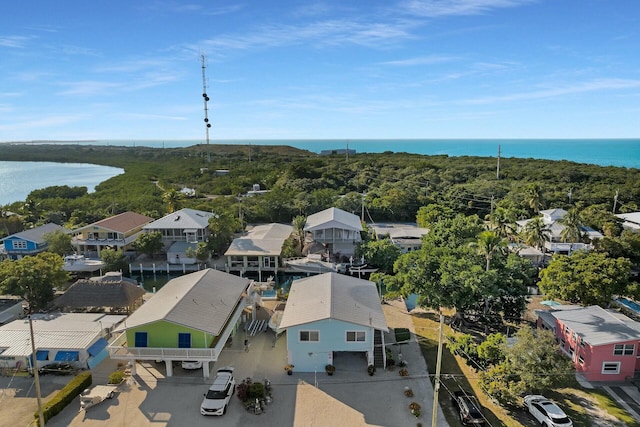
(268, 310), (284, 333)
(285, 254), (346, 274)
(63, 254), (105, 273)
(80, 384), (117, 410)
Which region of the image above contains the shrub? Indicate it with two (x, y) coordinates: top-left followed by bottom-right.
(248, 382), (265, 400)
(37, 371), (92, 423)
(404, 387), (414, 397)
(399, 368), (409, 377)
(236, 377), (252, 402)
(367, 365), (376, 376)
(108, 370), (125, 384)
(325, 364), (335, 375)
(409, 401), (421, 411)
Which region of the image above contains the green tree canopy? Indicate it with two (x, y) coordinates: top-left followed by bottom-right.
(416, 203), (455, 229)
(133, 231), (163, 257)
(101, 248), (128, 273)
(0, 252), (68, 311)
(355, 238), (401, 274)
(539, 251), (633, 305)
(43, 230), (73, 256)
(478, 327), (574, 406)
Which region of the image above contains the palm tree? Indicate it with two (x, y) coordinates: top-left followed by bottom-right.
(162, 189), (183, 214)
(520, 217), (551, 251)
(524, 184), (545, 214)
(486, 207), (517, 241)
(471, 231), (507, 271)
(559, 207), (585, 244)
(292, 215), (307, 251)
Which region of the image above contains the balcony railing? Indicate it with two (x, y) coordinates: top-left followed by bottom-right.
(107, 332), (217, 361)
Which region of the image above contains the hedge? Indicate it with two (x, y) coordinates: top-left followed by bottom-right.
(35, 371), (92, 423)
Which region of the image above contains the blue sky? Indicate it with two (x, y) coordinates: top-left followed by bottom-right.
(1, 0), (639, 141)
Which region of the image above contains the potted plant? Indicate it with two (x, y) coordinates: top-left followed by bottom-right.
(409, 401), (421, 418)
(367, 364), (376, 376)
(399, 367), (409, 377)
(404, 386), (414, 397)
(325, 364), (335, 376)
(284, 364), (294, 375)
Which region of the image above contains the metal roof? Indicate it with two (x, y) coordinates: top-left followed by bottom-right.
(225, 223), (293, 256)
(121, 269), (250, 335)
(73, 211), (154, 234)
(305, 207), (362, 232)
(544, 305), (640, 346)
(279, 272), (388, 332)
(143, 208), (214, 231)
(372, 224), (428, 239)
(0, 313), (126, 357)
(1, 223), (69, 244)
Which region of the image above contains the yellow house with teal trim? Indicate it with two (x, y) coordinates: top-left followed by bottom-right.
(108, 269), (250, 378)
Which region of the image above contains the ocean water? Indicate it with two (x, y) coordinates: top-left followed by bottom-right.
(67, 138), (640, 169)
(0, 161), (123, 206)
(1, 139), (638, 205)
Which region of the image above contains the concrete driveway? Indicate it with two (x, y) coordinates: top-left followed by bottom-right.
(45, 301), (447, 427)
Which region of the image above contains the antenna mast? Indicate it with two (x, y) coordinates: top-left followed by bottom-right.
(201, 54), (211, 163)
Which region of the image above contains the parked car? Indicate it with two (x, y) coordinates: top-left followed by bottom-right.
(182, 360), (203, 370)
(451, 390), (485, 425)
(38, 362), (76, 376)
(524, 395), (573, 427)
(200, 367), (235, 416)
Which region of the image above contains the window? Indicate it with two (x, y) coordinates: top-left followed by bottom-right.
(579, 339), (586, 348)
(578, 355), (584, 365)
(346, 331), (366, 342)
(134, 332), (148, 348)
(263, 257), (271, 268)
(602, 362), (621, 374)
(178, 333), (191, 348)
(569, 346), (575, 358)
(613, 344), (635, 356)
(13, 240), (27, 249)
(299, 331), (319, 342)
(560, 338), (566, 348)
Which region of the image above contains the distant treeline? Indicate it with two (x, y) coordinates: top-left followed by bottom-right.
(0, 143), (638, 233)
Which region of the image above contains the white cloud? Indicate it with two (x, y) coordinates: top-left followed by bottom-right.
(462, 78), (640, 105)
(0, 35), (32, 48)
(400, 0), (535, 18)
(381, 55), (460, 66)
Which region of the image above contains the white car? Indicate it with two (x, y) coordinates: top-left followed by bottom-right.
(524, 395), (573, 427)
(200, 367), (235, 416)
(181, 360), (203, 370)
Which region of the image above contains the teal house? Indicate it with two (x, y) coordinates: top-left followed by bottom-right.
(279, 273), (388, 372)
(108, 269), (251, 378)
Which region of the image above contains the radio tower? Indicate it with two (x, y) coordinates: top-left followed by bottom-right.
(201, 54), (211, 162)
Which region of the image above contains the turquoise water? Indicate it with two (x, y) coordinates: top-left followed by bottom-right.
(616, 297), (640, 314)
(0, 161), (123, 205)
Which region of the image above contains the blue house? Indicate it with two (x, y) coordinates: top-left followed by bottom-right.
(279, 273), (388, 372)
(1, 223), (69, 260)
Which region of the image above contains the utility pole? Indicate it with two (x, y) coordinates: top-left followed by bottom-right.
(613, 189), (619, 213)
(496, 144), (501, 180)
(201, 54), (211, 163)
(567, 187), (573, 204)
(431, 311), (444, 427)
(361, 192), (366, 222)
(24, 302), (44, 427)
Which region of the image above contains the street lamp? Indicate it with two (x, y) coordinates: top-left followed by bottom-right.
(23, 300), (45, 427)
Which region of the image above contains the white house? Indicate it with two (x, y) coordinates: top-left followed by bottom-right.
(304, 207), (363, 259)
(516, 208), (603, 254)
(224, 223), (293, 281)
(142, 208), (215, 264)
(0, 313), (125, 372)
(278, 273), (388, 372)
(371, 223), (428, 254)
(616, 212), (640, 232)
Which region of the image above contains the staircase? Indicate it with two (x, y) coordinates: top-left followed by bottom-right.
(373, 329), (385, 369)
(246, 319), (267, 336)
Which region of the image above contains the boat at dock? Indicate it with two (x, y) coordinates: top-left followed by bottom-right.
(63, 254), (105, 273)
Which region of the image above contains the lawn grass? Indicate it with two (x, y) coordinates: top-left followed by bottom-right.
(411, 309), (640, 427)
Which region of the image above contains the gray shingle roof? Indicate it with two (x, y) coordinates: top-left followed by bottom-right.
(546, 305), (640, 346)
(2, 223), (68, 244)
(54, 276), (145, 309)
(305, 207), (362, 232)
(123, 269), (250, 335)
(143, 208), (214, 231)
(225, 223), (293, 256)
(279, 272), (388, 331)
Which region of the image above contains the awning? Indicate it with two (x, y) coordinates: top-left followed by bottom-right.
(36, 350), (49, 361)
(54, 351), (79, 361)
(87, 338), (108, 357)
(183, 229), (197, 234)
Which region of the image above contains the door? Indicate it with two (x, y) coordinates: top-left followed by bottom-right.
(134, 332), (148, 347)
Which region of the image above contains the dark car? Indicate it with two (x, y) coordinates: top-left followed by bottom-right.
(38, 362), (76, 375)
(452, 390), (485, 426)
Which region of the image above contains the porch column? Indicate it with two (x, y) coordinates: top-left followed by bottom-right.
(129, 361), (137, 375)
(165, 360), (173, 377)
(202, 361), (211, 379)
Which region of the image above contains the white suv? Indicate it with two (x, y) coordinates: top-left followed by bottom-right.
(200, 367), (235, 416)
(524, 395), (573, 427)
